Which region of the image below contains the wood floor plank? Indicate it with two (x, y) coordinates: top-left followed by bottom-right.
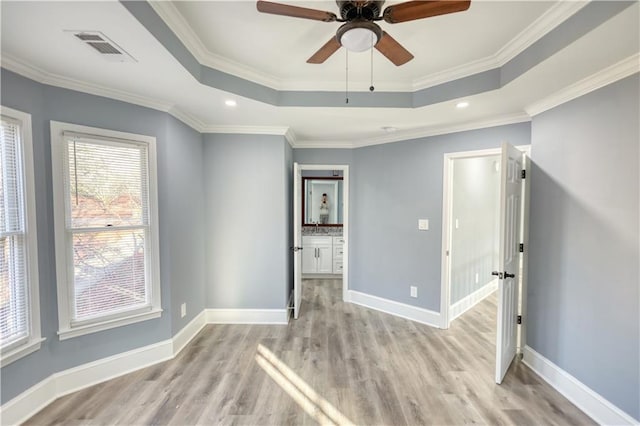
(24, 279), (595, 426)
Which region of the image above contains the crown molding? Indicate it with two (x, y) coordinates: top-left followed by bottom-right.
(1, 54), (209, 133)
(525, 53), (640, 116)
(149, 1), (284, 90)
(202, 124), (298, 147)
(495, 1), (588, 66)
(150, 1), (586, 93)
(201, 124), (289, 135)
(411, 56), (500, 91)
(167, 106), (207, 132)
(294, 112), (532, 149)
(1, 54), (173, 112)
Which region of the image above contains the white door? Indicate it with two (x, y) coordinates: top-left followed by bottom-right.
(293, 163), (303, 319)
(495, 142), (523, 384)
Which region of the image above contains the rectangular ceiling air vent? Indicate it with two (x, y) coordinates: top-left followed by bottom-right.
(68, 31), (136, 62)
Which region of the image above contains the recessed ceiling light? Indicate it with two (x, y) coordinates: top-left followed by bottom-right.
(456, 101), (469, 109)
(381, 126), (397, 133)
(225, 99), (237, 107)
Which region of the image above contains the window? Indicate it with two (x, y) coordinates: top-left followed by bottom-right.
(50, 122), (161, 340)
(1, 106), (42, 366)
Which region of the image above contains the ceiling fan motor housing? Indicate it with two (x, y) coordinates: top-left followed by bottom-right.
(336, 0), (385, 21)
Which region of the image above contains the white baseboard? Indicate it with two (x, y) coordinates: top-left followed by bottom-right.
(206, 308), (289, 325)
(347, 290), (442, 329)
(0, 339), (174, 425)
(0, 375), (56, 426)
(523, 346), (639, 425)
(449, 279), (498, 322)
(2, 308), (229, 425)
(172, 310), (207, 356)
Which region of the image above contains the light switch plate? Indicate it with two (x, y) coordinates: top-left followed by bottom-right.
(418, 219), (429, 230)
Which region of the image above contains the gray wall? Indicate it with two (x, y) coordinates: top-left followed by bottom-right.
(0, 69), (204, 403)
(528, 74), (639, 420)
(164, 117), (206, 334)
(203, 134), (289, 309)
(349, 124), (530, 310)
(450, 155), (500, 304)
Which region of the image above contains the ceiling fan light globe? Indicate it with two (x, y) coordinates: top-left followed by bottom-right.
(340, 28), (377, 52)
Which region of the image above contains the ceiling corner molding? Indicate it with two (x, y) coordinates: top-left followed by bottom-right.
(294, 112), (532, 149)
(148, 1), (283, 90)
(495, 1), (589, 66)
(284, 128), (297, 147)
(293, 140), (357, 149)
(2, 54), (50, 86)
(411, 56), (499, 91)
(167, 107), (206, 133)
(1, 53), (205, 133)
(525, 53), (640, 117)
(350, 112), (532, 149)
(200, 124), (291, 136)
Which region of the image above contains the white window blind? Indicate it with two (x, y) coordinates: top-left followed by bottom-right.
(0, 116), (30, 350)
(63, 134), (152, 324)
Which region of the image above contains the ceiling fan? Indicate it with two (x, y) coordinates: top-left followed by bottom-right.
(256, 0), (471, 66)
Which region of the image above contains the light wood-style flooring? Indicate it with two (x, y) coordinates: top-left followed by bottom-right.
(26, 279), (594, 425)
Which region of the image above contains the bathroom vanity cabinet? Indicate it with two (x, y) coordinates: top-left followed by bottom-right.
(302, 235), (343, 275)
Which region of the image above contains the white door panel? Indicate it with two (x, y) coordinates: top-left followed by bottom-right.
(293, 163), (302, 320)
(495, 142), (523, 384)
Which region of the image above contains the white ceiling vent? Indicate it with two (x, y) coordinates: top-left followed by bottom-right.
(68, 31), (136, 62)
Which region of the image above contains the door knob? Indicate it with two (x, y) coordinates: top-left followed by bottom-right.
(491, 271), (503, 279)
(504, 272), (515, 278)
(289, 246), (303, 252)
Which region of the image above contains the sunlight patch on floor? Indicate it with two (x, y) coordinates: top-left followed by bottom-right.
(255, 344), (355, 426)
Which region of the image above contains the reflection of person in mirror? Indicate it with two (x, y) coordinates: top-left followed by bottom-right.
(319, 193), (329, 224)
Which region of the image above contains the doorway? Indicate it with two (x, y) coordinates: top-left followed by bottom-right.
(292, 164), (349, 319)
(440, 144), (530, 383)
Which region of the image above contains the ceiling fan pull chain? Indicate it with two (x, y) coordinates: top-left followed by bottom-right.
(370, 32), (375, 92)
(345, 49), (349, 104)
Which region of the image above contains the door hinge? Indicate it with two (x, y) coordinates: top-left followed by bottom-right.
(519, 243), (524, 253)
(521, 170), (526, 179)
(517, 315), (522, 324)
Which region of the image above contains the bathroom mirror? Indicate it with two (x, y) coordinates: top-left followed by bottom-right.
(303, 177), (343, 226)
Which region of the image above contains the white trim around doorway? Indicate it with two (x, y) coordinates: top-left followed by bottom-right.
(440, 146), (530, 330)
(298, 164), (350, 303)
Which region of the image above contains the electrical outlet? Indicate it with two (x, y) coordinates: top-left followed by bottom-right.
(180, 303), (186, 318)
(410, 286), (418, 298)
(475, 273), (479, 284)
(418, 219), (429, 230)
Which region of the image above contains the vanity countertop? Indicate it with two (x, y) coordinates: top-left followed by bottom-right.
(302, 226), (343, 236)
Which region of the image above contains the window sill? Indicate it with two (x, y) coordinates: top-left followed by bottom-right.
(58, 309), (163, 341)
(1, 337), (46, 367)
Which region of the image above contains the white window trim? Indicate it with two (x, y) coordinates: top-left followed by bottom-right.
(50, 121), (162, 340)
(0, 106), (43, 367)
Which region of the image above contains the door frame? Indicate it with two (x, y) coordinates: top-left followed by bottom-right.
(439, 146), (530, 342)
(295, 164), (350, 303)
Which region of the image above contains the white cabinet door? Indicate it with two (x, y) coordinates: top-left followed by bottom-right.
(302, 244), (317, 274)
(317, 244), (333, 273)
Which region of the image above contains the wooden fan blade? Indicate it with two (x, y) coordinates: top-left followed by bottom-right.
(375, 31), (414, 66)
(257, 1), (337, 22)
(307, 37), (341, 64)
(383, 0), (471, 23)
